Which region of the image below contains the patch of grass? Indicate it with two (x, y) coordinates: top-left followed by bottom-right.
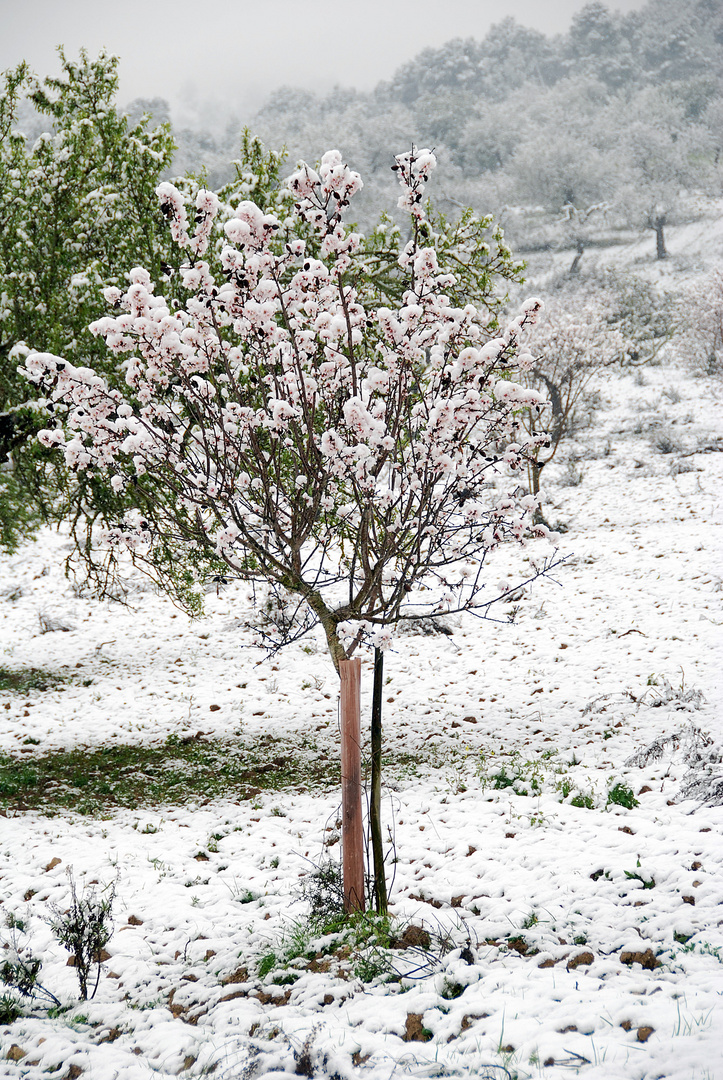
(0, 993), (23, 1024)
(0, 733), (341, 815)
(0, 666), (76, 694)
(258, 952), (278, 979)
(570, 792), (595, 810)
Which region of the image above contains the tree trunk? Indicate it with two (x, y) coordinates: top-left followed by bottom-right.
(569, 240), (584, 275)
(653, 216), (667, 260)
(370, 647), (388, 914)
(530, 458), (547, 526)
(339, 657), (364, 913)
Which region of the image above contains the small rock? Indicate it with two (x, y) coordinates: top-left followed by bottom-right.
(638, 786), (652, 794)
(209, 704), (221, 712)
(221, 966), (249, 985)
(460, 1013), (488, 1032)
(218, 989), (246, 1003)
(404, 1014), (431, 1042)
(620, 1020), (632, 1031)
(637, 1026), (655, 1043)
(682, 895), (695, 905)
(45, 857), (62, 872)
(127, 915), (143, 926)
(567, 951), (594, 970)
(67, 948), (110, 967)
(619, 949), (661, 970)
(6, 1046), (26, 1062)
(392, 924), (431, 950)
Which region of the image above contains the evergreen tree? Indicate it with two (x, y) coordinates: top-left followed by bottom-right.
(0, 48), (176, 549)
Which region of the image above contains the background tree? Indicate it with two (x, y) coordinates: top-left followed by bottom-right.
(519, 296), (624, 518)
(0, 48), (176, 550)
(25, 147), (559, 911)
(609, 86), (714, 259)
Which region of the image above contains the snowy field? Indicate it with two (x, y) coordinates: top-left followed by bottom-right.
(0, 355), (722, 1079)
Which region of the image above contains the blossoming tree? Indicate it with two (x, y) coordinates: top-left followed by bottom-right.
(25, 147), (558, 911)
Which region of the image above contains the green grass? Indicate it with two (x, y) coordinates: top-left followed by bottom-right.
(0, 665), (85, 694)
(0, 733), (341, 815)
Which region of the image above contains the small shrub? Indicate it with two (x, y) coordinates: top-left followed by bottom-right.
(491, 767), (516, 790)
(571, 792), (595, 810)
(299, 860), (345, 934)
(651, 428), (682, 455)
(0, 914), (60, 1008)
(0, 954), (42, 998)
(0, 993), (22, 1024)
(607, 782), (639, 810)
(48, 872), (115, 1000)
(559, 459), (586, 487)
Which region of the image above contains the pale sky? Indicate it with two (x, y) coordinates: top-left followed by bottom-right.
(1, 0), (651, 122)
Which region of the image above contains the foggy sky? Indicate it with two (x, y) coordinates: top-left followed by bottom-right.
(2, 0), (652, 123)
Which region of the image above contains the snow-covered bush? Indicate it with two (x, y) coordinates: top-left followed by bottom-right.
(676, 269), (723, 375)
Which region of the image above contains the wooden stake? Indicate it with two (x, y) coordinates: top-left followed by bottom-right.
(370, 646), (388, 914)
(339, 656), (364, 913)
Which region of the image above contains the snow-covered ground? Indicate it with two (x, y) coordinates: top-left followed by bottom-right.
(0, 356), (722, 1079)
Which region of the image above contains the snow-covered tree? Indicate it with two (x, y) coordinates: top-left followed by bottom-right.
(609, 87), (713, 258)
(519, 297), (624, 515)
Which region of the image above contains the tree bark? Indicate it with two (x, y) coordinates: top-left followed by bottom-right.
(339, 657), (364, 913)
(653, 216), (667, 260)
(569, 240), (585, 275)
(370, 647), (388, 914)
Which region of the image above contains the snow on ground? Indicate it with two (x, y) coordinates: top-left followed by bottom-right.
(0, 357), (721, 1080)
